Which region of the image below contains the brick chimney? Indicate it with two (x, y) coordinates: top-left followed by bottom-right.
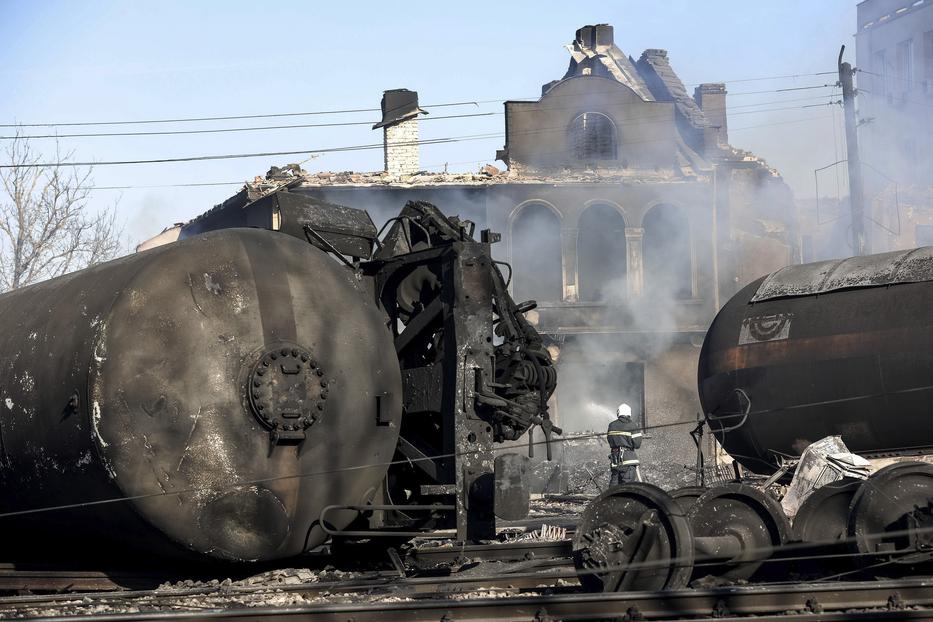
(694, 83), (728, 146)
(373, 89), (427, 176)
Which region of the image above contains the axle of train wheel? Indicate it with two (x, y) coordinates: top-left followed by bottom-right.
(572, 483), (786, 591)
(574, 467), (933, 592)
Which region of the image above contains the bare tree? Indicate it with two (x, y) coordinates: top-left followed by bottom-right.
(0, 131), (122, 292)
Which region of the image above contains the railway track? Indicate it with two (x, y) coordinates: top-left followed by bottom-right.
(0, 540), (575, 597)
(6, 578), (932, 621)
(0, 564), (575, 612)
(1, 528), (931, 620)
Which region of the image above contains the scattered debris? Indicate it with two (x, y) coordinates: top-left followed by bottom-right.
(780, 435), (871, 518)
(518, 524), (568, 542)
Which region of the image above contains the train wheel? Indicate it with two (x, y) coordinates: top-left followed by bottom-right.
(688, 483), (790, 581)
(572, 483), (694, 592)
(792, 478), (864, 544)
(847, 461), (933, 565)
(670, 486), (708, 513)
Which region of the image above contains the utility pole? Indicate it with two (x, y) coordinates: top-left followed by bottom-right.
(839, 45), (869, 255)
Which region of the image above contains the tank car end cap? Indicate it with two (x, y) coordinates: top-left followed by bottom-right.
(198, 485), (290, 561)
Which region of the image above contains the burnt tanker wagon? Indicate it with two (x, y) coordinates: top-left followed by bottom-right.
(0, 190), (557, 562)
(568, 248), (933, 593)
(0, 228), (402, 561)
(699, 247), (933, 474)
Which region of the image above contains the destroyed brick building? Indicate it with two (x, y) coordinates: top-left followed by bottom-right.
(151, 25), (800, 474)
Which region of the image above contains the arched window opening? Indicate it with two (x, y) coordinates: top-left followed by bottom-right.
(569, 112), (617, 161)
(643, 204), (692, 300)
(577, 203), (627, 302)
(511, 203), (562, 303)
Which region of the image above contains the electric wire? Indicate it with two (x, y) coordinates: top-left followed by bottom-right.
(2, 101), (839, 172)
(61, 111), (835, 194)
(0, 112), (500, 141)
(0, 133), (504, 169)
(94, 181), (245, 191)
(0, 400), (920, 595)
(1, 93), (838, 141)
(726, 83), (836, 96)
(0, 414), (924, 595)
(1, 80), (837, 129)
(0, 99), (498, 129)
(730, 114), (834, 132)
(0, 418), (704, 520)
(684, 71), (838, 87)
(857, 68), (929, 89)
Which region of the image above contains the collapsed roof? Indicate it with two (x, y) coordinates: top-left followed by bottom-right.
(545, 24), (714, 155)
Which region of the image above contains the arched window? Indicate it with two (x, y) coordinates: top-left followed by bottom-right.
(511, 203), (562, 303)
(577, 203), (626, 302)
(568, 112), (617, 161)
(643, 204), (692, 299)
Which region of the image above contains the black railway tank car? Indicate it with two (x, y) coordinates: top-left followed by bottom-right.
(699, 247), (933, 474)
(0, 228), (401, 561)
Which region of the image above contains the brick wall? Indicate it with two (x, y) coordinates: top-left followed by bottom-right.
(384, 118), (420, 176)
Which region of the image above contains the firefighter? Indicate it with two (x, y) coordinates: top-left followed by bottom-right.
(607, 402), (642, 486)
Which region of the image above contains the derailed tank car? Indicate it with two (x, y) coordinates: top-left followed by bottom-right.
(0, 185), (557, 563)
(0, 228), (402, 561)
(699, 247), (933, 474)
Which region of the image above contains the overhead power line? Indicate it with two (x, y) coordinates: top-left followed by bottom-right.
(684, 70), (837, 87)
(94, 181), (245, 191)
(0, 112), (499, 140)
(0, 99), (500, 129)
(2, 77), (838, 130)
(2, 96), (839, 172)
(0, 134), (504, 169)
(727, 84), (836, 96)
(729, 101), (839, 117)
(730, 114), (834, 132)
(4, 92), (838, 142)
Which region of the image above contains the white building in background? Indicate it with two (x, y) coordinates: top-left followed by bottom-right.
(857, 0), (933, 249)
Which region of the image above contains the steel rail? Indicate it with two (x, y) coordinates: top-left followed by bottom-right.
(0, 539), (922, 609)
(0, 541), (573, 607)
(408, 539), (573, 564)
(0, 561), (573, 611)
(15, 578), (933, 622)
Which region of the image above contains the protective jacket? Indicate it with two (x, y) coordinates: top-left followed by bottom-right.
(607, 417), (642, 466)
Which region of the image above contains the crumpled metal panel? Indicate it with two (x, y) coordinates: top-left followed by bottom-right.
(751, 246), (933, 302)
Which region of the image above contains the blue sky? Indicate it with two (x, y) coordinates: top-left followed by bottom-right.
(0, 1), (858, 242)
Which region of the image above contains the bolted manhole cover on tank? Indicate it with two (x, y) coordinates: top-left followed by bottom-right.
(247, 343), (327, 444)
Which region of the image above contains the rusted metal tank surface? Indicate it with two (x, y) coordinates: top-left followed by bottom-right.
(699, 247), (933, 474)
(0, 228), (401, 561)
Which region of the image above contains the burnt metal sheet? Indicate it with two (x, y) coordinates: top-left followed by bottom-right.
(493, 453), (530, 521)
(181, 191), (377, 258)
(751, 246), (933, 302)
(372, 89), (427, 129)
